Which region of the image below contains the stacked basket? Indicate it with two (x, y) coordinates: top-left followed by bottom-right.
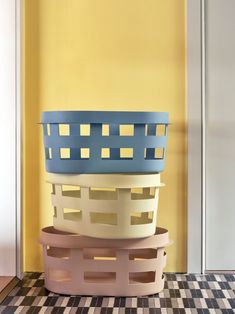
(40, 111), (171, 296)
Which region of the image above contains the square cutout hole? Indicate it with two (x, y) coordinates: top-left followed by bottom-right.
(80, 124), (90, 136)
(80, 148), (90, 159)
(130, 211), (154, 225)
(46, 124), (51, 136)
(63, 208), (82, 221)
(46, 148), (52, 160)
(129, 271), (155, 284)
(60, 148), (70, 159)
(155, 148), (164, 159)
(156, 124), (166, 136)
(83, 248), (117, 261)
(131, 188), (144, 200)
(62, 185), (81, 198)
(145, 124), (157, 136)
(101, 148), (110, 159)
(59, 124), (70, 136)
(51, 184), (55, 195)
(144, 148), (164, 160)
(131, 187), (156, 200)
(129, 249), (157, 260)
(119, 124), (134, 136)
(120, 148), (133, 159)
(102, 124), (109, 136)
(47, 246), (71, 259)
(53, 206), (57, 218)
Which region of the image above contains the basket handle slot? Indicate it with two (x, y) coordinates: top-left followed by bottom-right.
(144, 148), (164, 160)
(47, 246), (71, 260)
(61, 185), (81, 198)
(129, 271), (155, 284)
(130, 211), (154, 225)
(83, 248), (117, 261)
(145, 124), (167, 136)
(131, 187), (156, 200)
(63, 208), (82, 221)
(129, 249), (158, 260)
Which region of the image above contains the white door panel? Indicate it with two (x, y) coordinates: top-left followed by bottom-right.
(206, 0), (235, 270)
(0, 0), (16, 276)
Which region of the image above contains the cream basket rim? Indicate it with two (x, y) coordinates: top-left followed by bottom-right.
(46, 173), (164, 188)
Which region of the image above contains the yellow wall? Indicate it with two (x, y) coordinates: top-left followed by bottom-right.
(24, 0), (186, 272)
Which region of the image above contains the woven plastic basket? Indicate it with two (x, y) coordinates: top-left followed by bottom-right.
(48, 173), (163, 239)
(41, 111), (169, 173)
(40, 226), (171, 296)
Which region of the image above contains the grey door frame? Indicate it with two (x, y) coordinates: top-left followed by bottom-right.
(187, 0), (206, 274)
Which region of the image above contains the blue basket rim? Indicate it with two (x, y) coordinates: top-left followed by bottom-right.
(41, 111), (169, 124)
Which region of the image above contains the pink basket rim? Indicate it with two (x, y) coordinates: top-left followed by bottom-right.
(39, 226), (172, 249)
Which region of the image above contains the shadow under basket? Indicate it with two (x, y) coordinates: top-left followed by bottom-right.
(39, 226), (171, 296)
(41, 110), (169, 174)
(48, 173), (164, 239)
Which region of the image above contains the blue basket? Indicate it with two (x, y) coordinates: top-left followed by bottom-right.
(41, 111), (169, 173)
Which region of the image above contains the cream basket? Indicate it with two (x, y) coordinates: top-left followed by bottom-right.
(40, 226), (171, 296)
(48, 173), (164, 239)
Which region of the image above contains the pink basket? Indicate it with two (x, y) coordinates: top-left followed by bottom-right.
(40, 226), (171, 296)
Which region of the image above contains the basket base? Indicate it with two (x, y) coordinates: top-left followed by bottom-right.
(44, 275), (165, 297)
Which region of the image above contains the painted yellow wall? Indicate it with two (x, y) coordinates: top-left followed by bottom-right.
(24, 0), (186, 272)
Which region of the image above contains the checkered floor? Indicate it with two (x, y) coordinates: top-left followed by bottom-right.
(0, 273), (234, 313)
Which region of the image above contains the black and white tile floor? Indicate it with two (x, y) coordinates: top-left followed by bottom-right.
(0, 273), (234, 313)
